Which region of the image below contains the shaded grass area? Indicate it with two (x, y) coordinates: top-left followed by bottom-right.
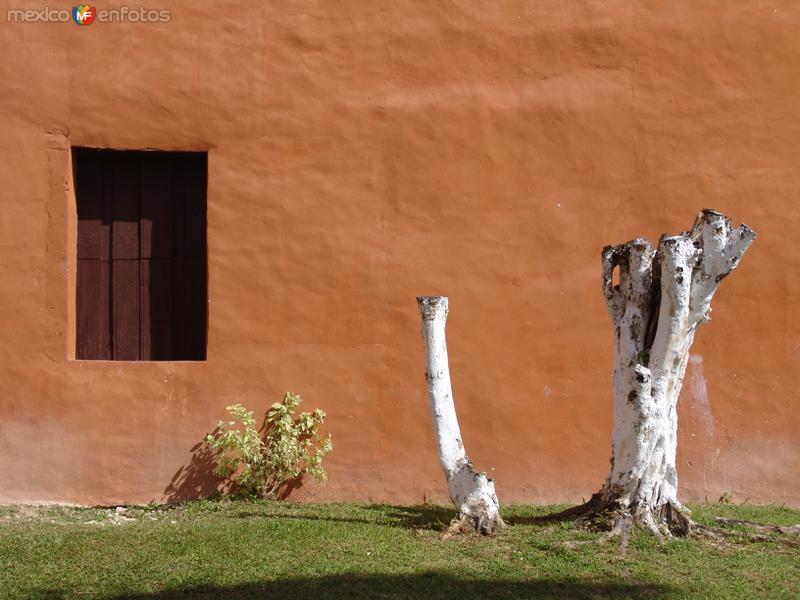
(1, 501), (798, 599)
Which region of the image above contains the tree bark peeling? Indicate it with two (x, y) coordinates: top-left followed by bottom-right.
(584, 209), (756, 537)
(417, 296), (505, 535)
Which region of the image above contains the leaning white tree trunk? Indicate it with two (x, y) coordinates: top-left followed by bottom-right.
(417, 296), (505, 535)
(581, 209), (756, 538)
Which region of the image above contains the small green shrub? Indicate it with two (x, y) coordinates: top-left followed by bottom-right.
(205, 392), (333, 499)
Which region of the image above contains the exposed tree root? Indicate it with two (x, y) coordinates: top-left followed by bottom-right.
(442, 511), (506, 539)
(564, 514), (633, 552)
(562, 495), (677, 548)
(560, 496), (800, 549)
(690, 523), (800, 549)
(713, 518), (800, 538)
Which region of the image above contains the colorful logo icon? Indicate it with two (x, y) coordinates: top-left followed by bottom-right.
(72, 4), (96, 25)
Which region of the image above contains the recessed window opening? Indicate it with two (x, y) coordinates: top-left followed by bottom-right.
(73, 148), (207, 360)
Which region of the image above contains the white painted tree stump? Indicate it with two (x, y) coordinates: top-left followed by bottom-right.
(417, 296), (504, 535)
(577, 209), (757, 540)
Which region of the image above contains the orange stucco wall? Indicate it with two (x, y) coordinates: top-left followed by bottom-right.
(1, 1), (798, 507)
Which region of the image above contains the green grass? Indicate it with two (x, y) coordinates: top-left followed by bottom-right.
(1, 501), (798, 599)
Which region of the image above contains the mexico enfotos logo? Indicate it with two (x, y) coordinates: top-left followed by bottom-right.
(7, 5), (171, 24)
(73, 4), (95, 25)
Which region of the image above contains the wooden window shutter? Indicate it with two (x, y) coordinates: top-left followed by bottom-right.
(74, 149), (207, 361)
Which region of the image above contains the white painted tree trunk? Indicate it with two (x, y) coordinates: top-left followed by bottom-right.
(591, 209), (756, 537)
(417, 296), (505, 535)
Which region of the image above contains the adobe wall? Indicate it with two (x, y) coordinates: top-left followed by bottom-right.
(1, 1), (798, 506)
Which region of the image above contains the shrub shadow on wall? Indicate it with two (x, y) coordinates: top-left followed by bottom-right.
(162, 437), (221, 503)
(161, 431), (310, 503)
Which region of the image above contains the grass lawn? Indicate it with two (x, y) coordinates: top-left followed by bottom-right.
(1, 500), (798, 599)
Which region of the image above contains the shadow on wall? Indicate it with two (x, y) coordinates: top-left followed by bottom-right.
(35, 574), (676, 600)
(162, 437), (221, 503)
(161, 431), (310, 503)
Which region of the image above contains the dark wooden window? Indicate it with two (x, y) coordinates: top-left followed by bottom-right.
(74, 148), (207, 360)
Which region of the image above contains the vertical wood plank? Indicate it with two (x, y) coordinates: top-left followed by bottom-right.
(76, 259), (110, 359)
(112, 259), (140, 360)
(109, 153), (140, 260)
(140, 153), (173, 259)
(173, 153), (207, 259)
(173, 259), (207, 360)
(140, 259), (173, 360)
(75, 151), (110, 260)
